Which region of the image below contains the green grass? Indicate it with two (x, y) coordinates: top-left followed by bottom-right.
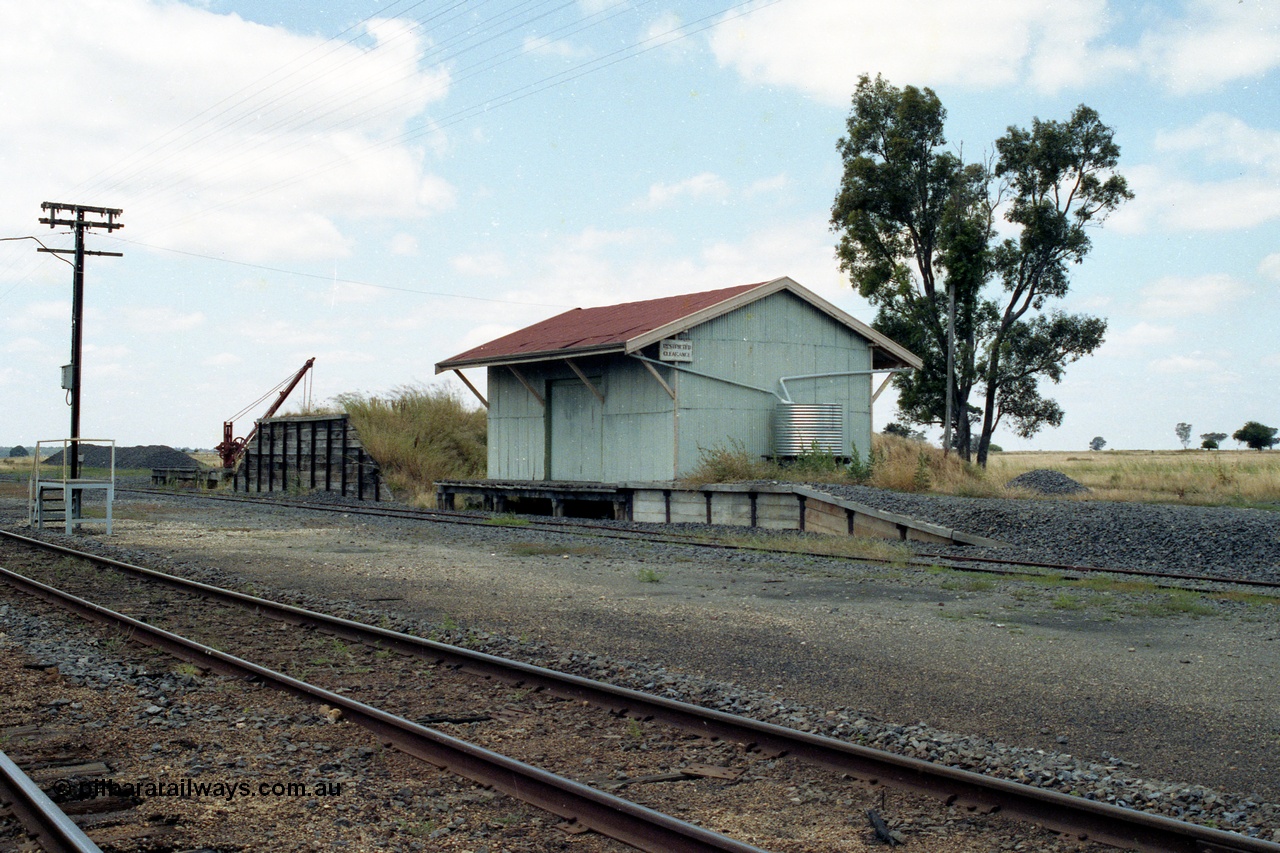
(636, 567), (663, 583)
(1050, 593), (1086, 610)
(1137, 590), (1218, 617)
(938, 573), (996, 592)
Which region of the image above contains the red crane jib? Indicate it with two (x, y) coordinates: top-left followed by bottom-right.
(217, 357), (315, 469)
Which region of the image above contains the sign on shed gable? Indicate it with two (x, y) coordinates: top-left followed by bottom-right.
(658, 339), (693, 362)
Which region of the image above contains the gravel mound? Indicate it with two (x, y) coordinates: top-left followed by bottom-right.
(1005, 468), (1089, 495)
(813, 483), (1280, 583)
(44, 445), (202, 470)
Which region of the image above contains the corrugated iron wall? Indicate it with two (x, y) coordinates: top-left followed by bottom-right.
(485, 289), (876, 482)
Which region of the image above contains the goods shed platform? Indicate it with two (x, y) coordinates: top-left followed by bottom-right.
(435, 480), (1000, 547)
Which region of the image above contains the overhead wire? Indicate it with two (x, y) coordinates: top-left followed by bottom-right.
(31, 0), (782, 312)
(139, 0), (780, 240)
(0, 235), (77, 307)
(111, 0), (611, 213)
(97, 234), (572, 308)
(225, 366), (305, 422)
(76, 0), (567, 208)
(64, 0), (445, 201)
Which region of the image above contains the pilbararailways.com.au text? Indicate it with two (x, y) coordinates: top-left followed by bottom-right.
(51, 777), (344, 802)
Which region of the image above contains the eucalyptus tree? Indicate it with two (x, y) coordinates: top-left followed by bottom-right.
(831, 75), (1131, 465)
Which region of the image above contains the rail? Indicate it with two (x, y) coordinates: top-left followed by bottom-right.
(109, 488), (1280, 591)
(0, 749), (103, 853)
(0, 560), (767, 853)
(2, 529), (1276, 853)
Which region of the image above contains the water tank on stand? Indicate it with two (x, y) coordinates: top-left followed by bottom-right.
(773, 403), (845, 457)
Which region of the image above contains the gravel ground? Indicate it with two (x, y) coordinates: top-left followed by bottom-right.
(0, 595), (624, 852)
(2, 544), (1097, 853)
(815, 482), (1280, 583)
(1, 482), (1279, 844)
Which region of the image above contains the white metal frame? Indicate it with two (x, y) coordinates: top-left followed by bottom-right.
(28, 439), (115, 535)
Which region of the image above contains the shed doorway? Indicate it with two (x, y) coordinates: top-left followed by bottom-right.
(547, 377), (604, 481)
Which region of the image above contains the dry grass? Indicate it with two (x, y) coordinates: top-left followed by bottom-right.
(683, 433), (990, 494)
(983, 449), (1280, 506)
(684, 436), (1280, 507)
(335, 384), (486, 507)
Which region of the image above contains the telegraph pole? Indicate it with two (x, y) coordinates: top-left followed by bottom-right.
(37, 203), (123, 499)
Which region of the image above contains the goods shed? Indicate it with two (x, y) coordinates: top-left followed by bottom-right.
(436, 276), (921, 483)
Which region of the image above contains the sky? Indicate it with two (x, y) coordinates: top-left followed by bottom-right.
(1, 0), (1278, 454)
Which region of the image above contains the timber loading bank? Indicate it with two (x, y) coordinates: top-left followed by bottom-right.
(435, 479), (1000, 547)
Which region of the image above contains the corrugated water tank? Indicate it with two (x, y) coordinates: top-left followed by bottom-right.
(773, 403), (844, 456)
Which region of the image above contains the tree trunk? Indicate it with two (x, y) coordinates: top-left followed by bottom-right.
(976, 354), (1001, 468)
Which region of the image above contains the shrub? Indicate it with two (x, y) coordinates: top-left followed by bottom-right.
(334, 384), (486, 506)
(684, 439), (775, 485)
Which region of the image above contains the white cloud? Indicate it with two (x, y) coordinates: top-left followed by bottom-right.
(499, 214), (864, 314)
(644, 11), (685, 46)
(416, 175), (458, 213)
(3, 336), (51, 355)
(1148, 352), (1223, 375)
(523, 35), (590, 58)
(1156, 114), (1280, 175)
(389, 233), (419, 256)
(115, 306), (205, 332)
(1137, 0), (1280, 93)
(0, 300), (69, 331)
(0, 1), (453, 261)
(1260, 253), (1280, 281)
(451, 253), (510, 278)
(1139, 274), (1250, 317)
(1115, 115), (1280, 235)
(1103, 321), (1176, 356)
(710, 0), (1280, 100)
(638, 172), (730, 209)
(202, 353), (243, 367)
(709, 0), (1120, 101)
(744, 173), (790, 197)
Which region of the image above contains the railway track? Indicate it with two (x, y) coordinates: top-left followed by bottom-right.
(116, 486), (1280, 593)
(0, 749), (103, 853)
(2, 528), (1276, 853)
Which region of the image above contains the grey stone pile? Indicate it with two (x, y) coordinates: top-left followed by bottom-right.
(1004, 468), (1090, 495)
(42, 444), (203, 470)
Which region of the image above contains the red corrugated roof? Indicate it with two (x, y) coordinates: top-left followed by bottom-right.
(438, 282), (767, 367)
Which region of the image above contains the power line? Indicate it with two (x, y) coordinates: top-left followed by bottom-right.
(70, 0), (573, 207)
(101, 234), (572, 309)
(107, 0), (627, 214)
(63, 0), (442, 201)
(136, 0), (781, 240)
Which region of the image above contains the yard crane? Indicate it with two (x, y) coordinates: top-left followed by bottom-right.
(216, 357), (315, 469)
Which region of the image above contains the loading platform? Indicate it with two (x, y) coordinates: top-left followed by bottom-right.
(435, 480), (1001, 547)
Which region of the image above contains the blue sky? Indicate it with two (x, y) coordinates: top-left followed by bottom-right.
(2, 0), (1277, 453)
